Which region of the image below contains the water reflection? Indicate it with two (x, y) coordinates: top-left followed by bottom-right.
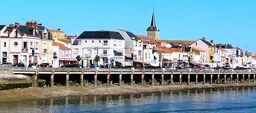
(1, 87), (256, 113)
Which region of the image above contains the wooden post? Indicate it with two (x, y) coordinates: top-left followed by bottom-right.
(161, 69), (165, 85)
(80, 70), (84, 87)
(152, 72), (155, 85)
(236, 73), (239, 83)
(107, 69), (111, 85)
(50, 69), (55, 87)
(179, 71), (182, 85)
(141, 70), (145, 85)
(32, 69), (38, 87)
(66, 71), (70, 87)
(203, 73), (206, 84)
(254, 72), (256, 83)
(217, 71), (220, 84)
(119, 71), (122, 86)
(195, 72), (198, 84)
(188, 72), (190, 85)
(170, 72), (173, 85)
(242, 72), (245, 83)
(231, 72), (233, 83)
(224, 73), (227, 84)
(131, 69), (134, 85)
(210, 73), (213, 84)
(94, 70), (98, 85)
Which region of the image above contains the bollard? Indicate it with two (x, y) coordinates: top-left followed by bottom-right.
(80, 70), (84, 87)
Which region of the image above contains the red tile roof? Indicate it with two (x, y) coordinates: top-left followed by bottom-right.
(136, 35), (157, 43)
(158, 40), (195, 46)
(155, 47), (185, 53)
(53, 42), (71, 50)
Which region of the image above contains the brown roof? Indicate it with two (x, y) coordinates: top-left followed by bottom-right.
(53, 42), (71, 50)
(158, 40), (195, 46)
(155, 47), (185, 53)
(136, 35), (156, 43)
(49, 29), (64, 33)
(58, 39), (71, 44)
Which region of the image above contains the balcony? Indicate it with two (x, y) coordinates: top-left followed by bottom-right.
(22, 48), (28, 53)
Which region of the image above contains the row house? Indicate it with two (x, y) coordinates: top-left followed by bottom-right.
(73, 31), (125, 68)
(0, 22), (53, 66)
(190, 38), (214, 64)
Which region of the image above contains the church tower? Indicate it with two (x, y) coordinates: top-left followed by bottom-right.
(146, 12), (160, 40)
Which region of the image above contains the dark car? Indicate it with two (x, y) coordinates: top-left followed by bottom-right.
(1, 62), (13, 67)
(61, 63), (82, 68)
(28, 63), (38, 68)
(39, 63), (51, 67)
(13, 62), (25, 67)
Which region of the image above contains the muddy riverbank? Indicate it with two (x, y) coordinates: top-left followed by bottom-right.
(1, 83), (256, 103)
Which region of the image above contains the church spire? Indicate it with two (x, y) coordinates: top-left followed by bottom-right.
(150, 12), (156, 27)
(147, 11), (159, 31)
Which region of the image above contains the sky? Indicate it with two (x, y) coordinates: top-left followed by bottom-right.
(1, 0), (256, 52)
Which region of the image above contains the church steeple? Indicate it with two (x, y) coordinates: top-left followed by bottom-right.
(147, 11), (160, 40)
(150, 12), (157, 27)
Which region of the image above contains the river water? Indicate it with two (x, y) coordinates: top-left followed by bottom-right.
(1, 87), (256, 113)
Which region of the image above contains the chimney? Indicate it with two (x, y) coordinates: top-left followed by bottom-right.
(26, 21), (33, 27)
(15, 22), (19, 27)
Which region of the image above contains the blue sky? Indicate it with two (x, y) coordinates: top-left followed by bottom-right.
(1, 0), (256, 52)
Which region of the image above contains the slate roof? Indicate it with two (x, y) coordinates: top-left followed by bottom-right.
(200, 39), (213, 46)
(17, 25), (40, 37)
(0, 25), (6, 31)
(77, 31), (124, 40)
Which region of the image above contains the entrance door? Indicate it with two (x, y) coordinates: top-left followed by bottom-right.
(13, 55), (18, 64)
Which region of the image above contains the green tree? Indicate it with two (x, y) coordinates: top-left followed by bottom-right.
(76, 55), (82, 62)
(94, 55), (100, 63)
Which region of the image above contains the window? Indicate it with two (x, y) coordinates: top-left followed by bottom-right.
(103, 50), (107, 56)
(114, 44), (117, 46)
(30, 42), (33, 46)
(14, 42), (18, 46)
(92, 40), (94, 43)
(44, 49), (47, 53)
(103, 41), (108, 46)
(85, 40), (87, 43)
(3, 42), (6, 47)
(99, 40), (101, 43)
(74, 48), (78, 54)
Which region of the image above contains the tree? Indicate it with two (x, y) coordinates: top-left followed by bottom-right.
(94, 55), (100, 64)
(76, 55), (82, 62)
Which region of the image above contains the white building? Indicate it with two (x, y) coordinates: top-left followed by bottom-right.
(0, 23), (42, 66)
(73, 31), (125, 67)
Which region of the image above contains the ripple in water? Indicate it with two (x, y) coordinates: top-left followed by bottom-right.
(1, 87), (256, 113)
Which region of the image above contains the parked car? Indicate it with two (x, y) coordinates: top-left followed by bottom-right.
(61, 63), (82, 68)
(28, 63), (37, 69)
(1, 62), (13, 67)
(90, 64), (100, 68)
(39, 63), (51, 67)
(13, 62), (25, 67)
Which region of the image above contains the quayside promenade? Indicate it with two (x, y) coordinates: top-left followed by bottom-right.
(12, 68), (256, 87)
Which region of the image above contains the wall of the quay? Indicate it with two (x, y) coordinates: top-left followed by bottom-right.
(11, 68), (256, 87)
